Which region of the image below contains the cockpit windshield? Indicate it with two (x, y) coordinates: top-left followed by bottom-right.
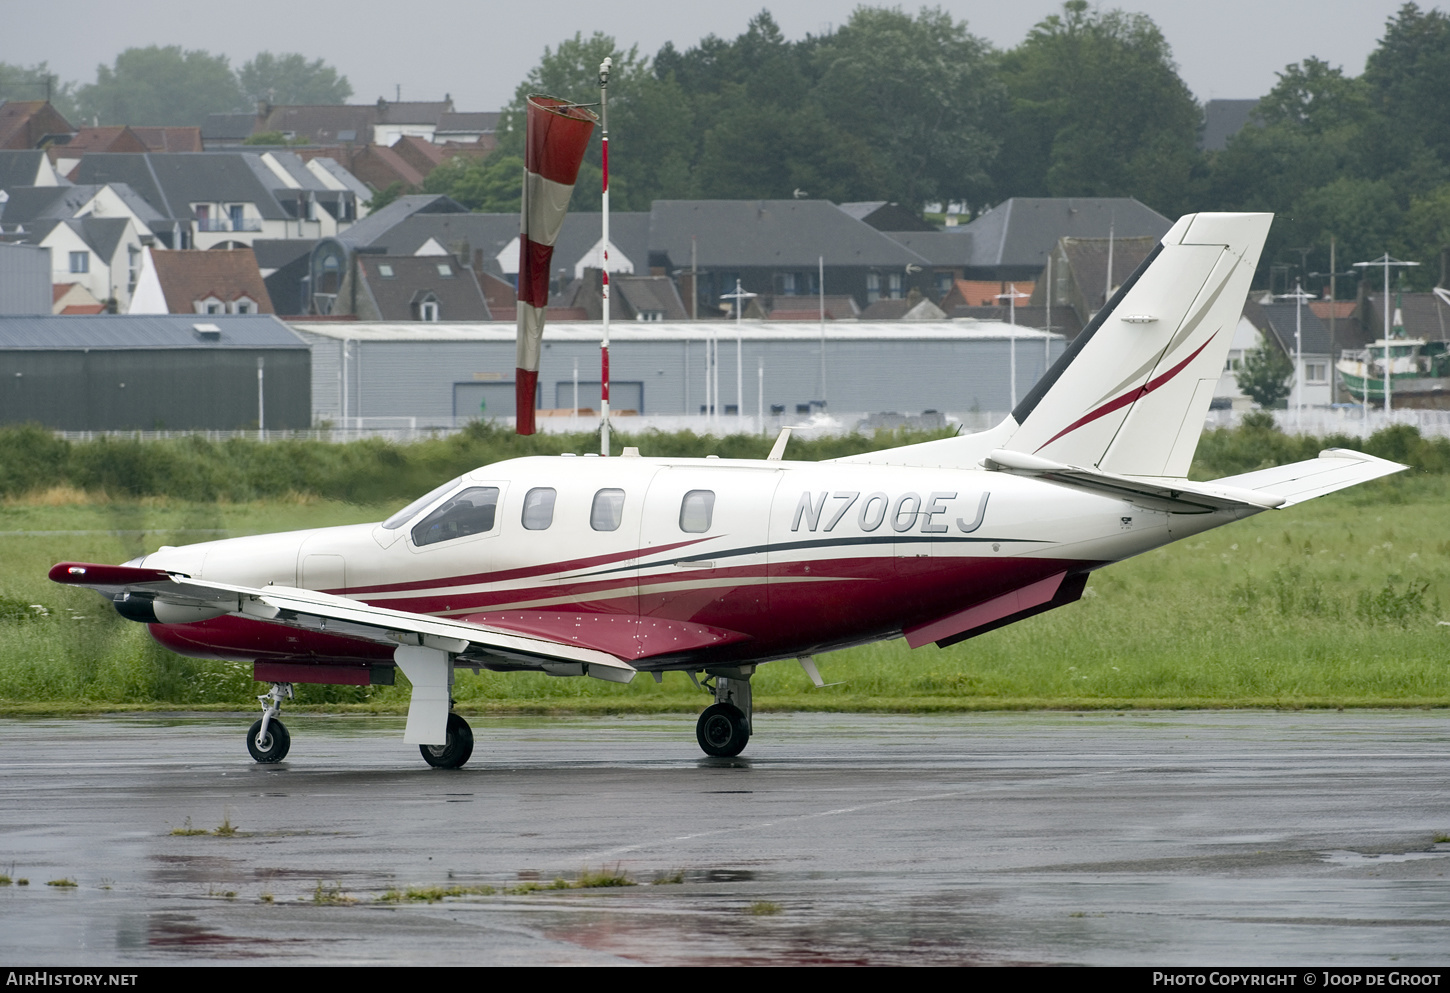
(381, 476), (462, 530)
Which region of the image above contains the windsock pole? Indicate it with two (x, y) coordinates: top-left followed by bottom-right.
(599, 57), (612, 456)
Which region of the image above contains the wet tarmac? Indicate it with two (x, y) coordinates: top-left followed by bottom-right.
(1, 710), (1448, 966)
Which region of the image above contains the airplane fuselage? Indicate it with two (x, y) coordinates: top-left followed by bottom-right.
(140, 454), (1255, 673)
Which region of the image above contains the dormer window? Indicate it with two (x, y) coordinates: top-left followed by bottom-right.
(196, 296), (225, 315)
(415, 291), (439, 322)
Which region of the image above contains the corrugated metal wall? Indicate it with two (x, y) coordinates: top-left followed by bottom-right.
(299, 331), (1065, 427)
(0, 349), (312, 430)
(0, 245), (52, 316)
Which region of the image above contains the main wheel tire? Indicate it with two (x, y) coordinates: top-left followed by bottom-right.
(247, 717), (290, 763)
(696, 703), (750, 757)
(420, 713), (474, 769)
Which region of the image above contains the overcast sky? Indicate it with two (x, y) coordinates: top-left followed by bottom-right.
(0, 0), (1426, 111)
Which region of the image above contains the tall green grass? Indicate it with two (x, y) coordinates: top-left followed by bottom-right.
(0, 422), (1446, 711)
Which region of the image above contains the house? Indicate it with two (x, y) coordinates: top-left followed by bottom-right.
(129, 247), (274, 316)
(876, 229), (973, 300)
(335, 254), (491, 322)
(950, 197), (1172, 282)
(211, 98), (467, 149)
(0, 149), (64, 190)
(648, 200), (933, 315)
(51, 282), (104, 315)
(1035, 234), (1160, 329)
(0, 101), (72, 150)
(29, 215), (146, 312)
(1242, 297), (1333, 408)
(69, 152), (363, 249)
(49, 125), (203, 178)
(552, 270), (689, 321)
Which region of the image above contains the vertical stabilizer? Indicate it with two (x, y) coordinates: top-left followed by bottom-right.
(1004, 212), (1270, 476)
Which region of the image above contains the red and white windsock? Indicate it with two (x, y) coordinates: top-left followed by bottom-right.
(516, 95), (597, 434)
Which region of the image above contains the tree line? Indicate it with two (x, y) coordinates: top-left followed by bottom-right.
(8, 3), (1450, 290)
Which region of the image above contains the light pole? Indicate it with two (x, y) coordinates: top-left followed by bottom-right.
(721, 280), (757, 426)
(997, 283), (1029, 410)
(1275, 280), (1314, 432)
(1354, 254), (1419, 419)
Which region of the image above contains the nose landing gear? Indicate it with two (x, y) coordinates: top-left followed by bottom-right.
(248, 683), (293, 763)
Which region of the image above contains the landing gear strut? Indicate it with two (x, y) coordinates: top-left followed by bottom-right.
(249, 682), (293, 763)
(420, 712), (474, 769)
(694, 667), (754, 757)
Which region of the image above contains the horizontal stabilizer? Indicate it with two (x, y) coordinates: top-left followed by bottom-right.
(1210, 449), (1406, 507)
(982, 449), (1285, 513)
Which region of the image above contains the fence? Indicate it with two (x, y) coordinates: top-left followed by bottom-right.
(50, 405), (1450, 445)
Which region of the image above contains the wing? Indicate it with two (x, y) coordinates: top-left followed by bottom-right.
(48, 562), (637, 681)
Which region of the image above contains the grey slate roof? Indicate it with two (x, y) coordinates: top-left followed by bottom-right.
(649, 200), (929, 269)
(337, 194), (468, 248)
(879, 230), (973, 266)
(355, 255), (491, 321)
(251, 238), (317, 270)
(66, 216), (131, 259)
(0, 183), (166, 232)
(201, 113), (258, 142)
(360, 211), (519, 263)
(1249, 300), (1331, 356)
(0, 151), (59, 192)
(613, 275), (689, 320)
(0, 314), (308, 349)
(957, 198), (1172, 271)
(1201, 99), (1261, 151)
(71, 153), (283, 220)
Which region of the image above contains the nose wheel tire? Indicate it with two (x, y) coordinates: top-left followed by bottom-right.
(247, 718), (290, 763)
(420, 713), (474, 769)
(696, 703), (750, 757)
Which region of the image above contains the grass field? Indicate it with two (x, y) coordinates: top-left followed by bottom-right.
(0, 429), (1446, 713)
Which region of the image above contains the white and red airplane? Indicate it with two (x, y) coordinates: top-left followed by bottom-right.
(51, 212), (1402, 768)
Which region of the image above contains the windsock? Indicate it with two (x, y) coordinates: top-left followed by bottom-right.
(516, 95), (598, 434)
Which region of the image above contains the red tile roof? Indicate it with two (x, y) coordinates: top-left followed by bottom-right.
(148, 249), (275, 314)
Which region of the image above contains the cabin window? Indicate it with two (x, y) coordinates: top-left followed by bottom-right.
(522, 487), (556, 530)
(679, 490), (715, 533)
(410, 486), (499, 546)
(591, 488), (625, 531)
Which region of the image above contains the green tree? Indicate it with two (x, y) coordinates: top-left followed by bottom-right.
(75, 46), (243, 126)
(1237, 337), (1294, 409)
(1363, 3), (1450, 167)
(810, 6), (1003, 208)
(238, 52), (352, 106)
(497, 31), (692, 211)
(0, 61), (77, 121)
(422, 155), (525, 212)
(992, 1), (1200, 214)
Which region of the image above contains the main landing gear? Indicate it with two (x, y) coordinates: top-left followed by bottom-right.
(248, 682), (293, 763)
(419, 712), (474, 769)
(694, 667), (754, 758)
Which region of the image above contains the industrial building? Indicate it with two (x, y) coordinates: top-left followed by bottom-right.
(0, 314), (311, 430)
(290, 320), (1065, 428)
